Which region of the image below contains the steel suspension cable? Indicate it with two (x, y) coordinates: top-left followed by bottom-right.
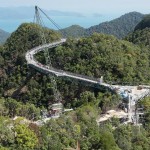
(34, 6), (62, 103)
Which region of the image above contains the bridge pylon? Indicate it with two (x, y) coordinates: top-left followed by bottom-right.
(34, 6), (62, 103)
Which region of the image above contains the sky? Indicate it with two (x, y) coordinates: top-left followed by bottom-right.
(0, 0), (150, 15)
(1, 0), (150, 32)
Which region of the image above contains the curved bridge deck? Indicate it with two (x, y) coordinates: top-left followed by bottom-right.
(25, 39), (110, 87)
(25, 39), (150, 124)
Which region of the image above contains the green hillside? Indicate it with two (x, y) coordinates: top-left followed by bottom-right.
(125, 17), (150, 72)
(0, 22), (149, 109)
(126, 27), (150, 48)
(0, 21), (150, 150)
(0, 29), (10, 44)
(125, 15), (150, 52)
(62, 12), (144, 39)
(48, 33), (150, 84)
(134, 14), (150, 31)
(61, 25), (87, 38)
(0, 23), (61, 106)
(1, 23), (150, 106)
(86, 12), (144, 38)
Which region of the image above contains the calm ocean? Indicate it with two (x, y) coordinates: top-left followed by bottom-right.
(0, 15), (117, 33)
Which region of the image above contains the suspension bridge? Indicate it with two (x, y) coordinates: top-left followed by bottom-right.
(25, 6), (150, 124)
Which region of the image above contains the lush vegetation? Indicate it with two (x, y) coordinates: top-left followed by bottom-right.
(139, 97), (150, 131)
(0, 23), (61, 107)
(0, 29), (10, 44)
(86, 12), (144, 39)
(48, 33), (149, 84)
(126, 27), (150, 48)
(61, 25), (87, 38)
(126, 14), (150, 52)
(0, 95), (150, 150)
(134, 14), (150, 31)
(62, 12), (144, 39)
(0, 21), (150, 149)
(125, 17), (150, 70)
(0, 22), (150, 107)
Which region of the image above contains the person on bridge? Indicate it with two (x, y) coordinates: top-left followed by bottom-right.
(99, 76), (103, 84)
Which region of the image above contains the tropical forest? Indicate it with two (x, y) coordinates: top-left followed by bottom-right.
(0, 9), (150, 150)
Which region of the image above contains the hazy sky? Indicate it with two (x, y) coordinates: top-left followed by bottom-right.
(1, 0), (150, 32)
(0, 0), (150, 15)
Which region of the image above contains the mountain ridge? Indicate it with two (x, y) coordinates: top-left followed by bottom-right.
(0, 29), (10, 44)
(61, 11), (144, 38)
(0, 11), (145, 44)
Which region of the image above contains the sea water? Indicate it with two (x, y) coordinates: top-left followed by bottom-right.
(0, 14), (118, 33)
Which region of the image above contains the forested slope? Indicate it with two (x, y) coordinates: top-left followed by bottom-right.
(126, 14), (150, 49)
(61, 25), (87, 38)
(48, 33), (150, 84)
(1, 23), (150, 108)
(134, 14), (150, 31)
(86, 12), (144, 38)
(0, 21), (150, 150)
(0, 23), (61, 106)
(62, 12), (144, 39)
(0, 28), (10, 44)
(125, 15), (150, 64)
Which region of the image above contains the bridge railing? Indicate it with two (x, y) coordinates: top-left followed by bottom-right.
(26, 42), (101, 83)
(26, 40), (150, 87)
(41, 64), (100, 83)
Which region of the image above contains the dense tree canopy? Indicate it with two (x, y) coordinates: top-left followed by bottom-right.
(62, 12), (144, 39)
(134, 14), (150, 31)
(0, 21), (150, 150)
(0, 29), (10, 44)
(46, 33), (150, 84)
(61, 25), (87, 38)
(0, 23), (61, 107)
(1, 23), (150, 108)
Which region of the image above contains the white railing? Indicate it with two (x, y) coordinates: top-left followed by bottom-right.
(25, 39), (150, 103)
